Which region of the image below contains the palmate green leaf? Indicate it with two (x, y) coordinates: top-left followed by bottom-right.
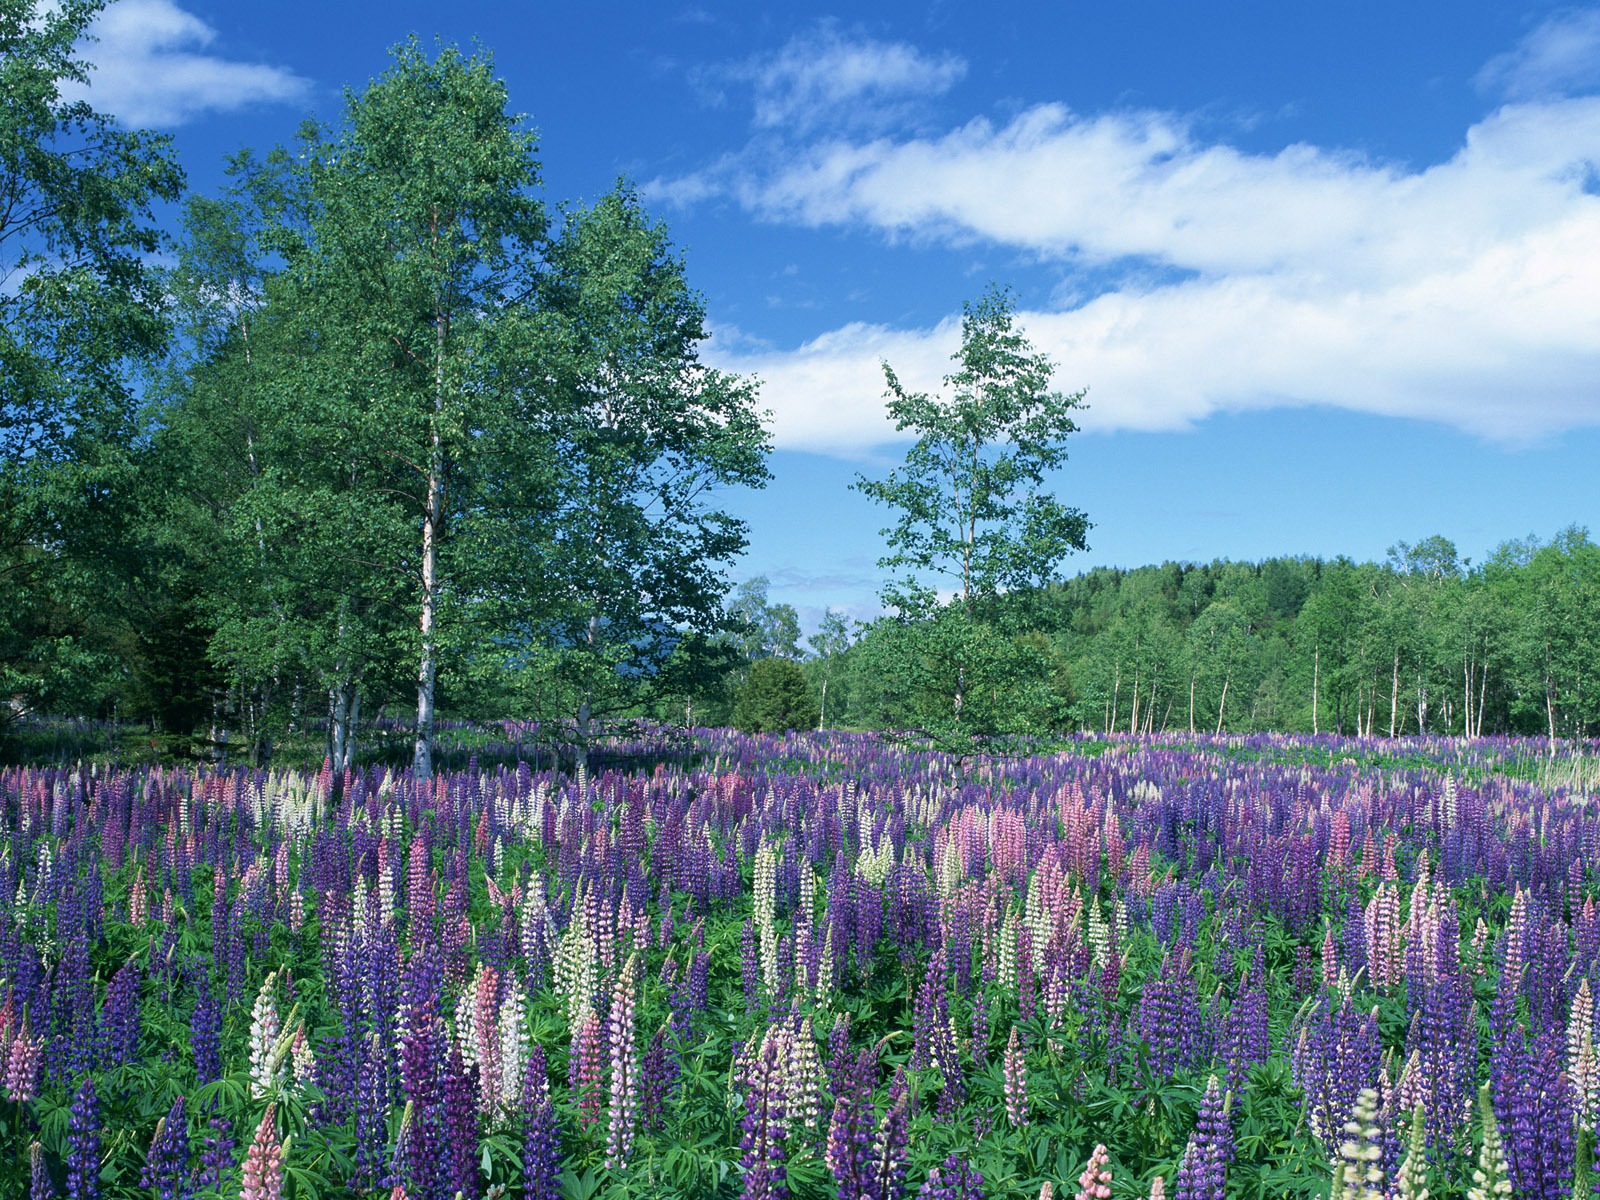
(560, 1163), (607, 1200)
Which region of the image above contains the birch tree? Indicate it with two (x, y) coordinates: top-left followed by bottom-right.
(854, 285), (1089, 745)
(271, 42), (548, 776)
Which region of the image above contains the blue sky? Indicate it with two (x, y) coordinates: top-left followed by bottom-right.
(70, 1), (1600, 628)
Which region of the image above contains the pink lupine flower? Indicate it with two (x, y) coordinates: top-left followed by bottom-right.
(572, 1005), (605, 1131)
(606, 954), (640, 1169)
(239, 1104), (284, 1200)
(4, 1014), (41, 1103)
(1075, 1144), (1113, 1200)
(1004, 1026), (1028, 1127)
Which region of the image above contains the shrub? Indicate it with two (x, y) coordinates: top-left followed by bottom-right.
(733, 657), (819, 733)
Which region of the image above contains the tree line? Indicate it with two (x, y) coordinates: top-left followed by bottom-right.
(754, 529), (1599, 746)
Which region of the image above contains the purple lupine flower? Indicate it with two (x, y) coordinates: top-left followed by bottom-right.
(741, 919), (762, 1013)
(1017, 926), (1036, 1023)
(140, 1097), (191, 1200)
(1135, 949), (1204, 1083)
(522, 1045), (562, 1200)
(443, 1042), (481, 1199)
(919, 1154), (984, 1200)
(1493, 1032), (1573, 1200)
(827, 1046), (878, 1199)
(740, 1028), (790, 1200)
(31, 1141), (54, 1200)
(826, 1011), (853, 1097)
(639, 1026), (670, 1130)
(196, 1104), (234, 1196)
(350, 1036), (391, 1193)
(97, 958), (141, 1070)
(190, 988), (223, 1086)
(1173, 1076), (1231, 1200)
(65, 1075), (100, 1200)
(1220, 974), (1268, 1093)
(867, 1069), (911, 1200)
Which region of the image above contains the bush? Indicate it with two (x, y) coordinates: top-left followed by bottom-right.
(732, 656), (819, 733)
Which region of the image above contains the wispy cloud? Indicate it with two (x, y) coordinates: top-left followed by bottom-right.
(1478, 7), (1600, 99)
(60, 0), (311, 127)
(702, 24), (966, 136)
(676, 27), (1600, 454)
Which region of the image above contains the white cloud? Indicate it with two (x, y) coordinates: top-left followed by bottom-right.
(59, 0), (311, 127)
(713, 25), (966, 135)
(1479, 7), (1600, 99)
(682, 32), (1600, 453)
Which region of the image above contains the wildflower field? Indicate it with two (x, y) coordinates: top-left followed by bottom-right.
(2, 732), (1596, 1199)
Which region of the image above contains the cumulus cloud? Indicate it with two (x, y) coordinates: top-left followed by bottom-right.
(59, 0), (311, 127)
(706, 24), (966, 135)
(681, 26), (1600, 454)
(1479, 7), (1600, 99)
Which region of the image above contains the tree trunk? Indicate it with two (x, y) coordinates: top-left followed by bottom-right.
(574, 612), (602, 776)
(1311, 646), (1320, 736)
(818, 678), (828, 731)
(330, 679), (361, 774)
(1389, 651), (1400, 738)
(414, 294), (449, 779)
(1214, 675), (1230, 736)
(1188, 670), (1197, 734)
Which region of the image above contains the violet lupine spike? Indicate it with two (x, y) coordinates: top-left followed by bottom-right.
(522, 1045), (562, 1200)
(827, 1046), (878, 1200)
(31, 1140), (54, 1200)
(739, 1027), (791, 1200)
(97, 957), (141, 1070)
(1173, 1075), (1230, 1200)
(65, 1075), (100, 1200)
(443, 1042), (481, 1200)
(918, 1154), (984, 1200)
(868, 1070), (911, 1200)
(196, 1104), (234, 1196)
(140, 1097), (191, 1200)
(351, 1036), (391, 1194)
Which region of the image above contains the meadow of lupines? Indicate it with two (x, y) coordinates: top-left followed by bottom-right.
(3, 732), (1599, 1198)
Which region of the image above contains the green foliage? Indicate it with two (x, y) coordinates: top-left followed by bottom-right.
(732, 655), (819, 733)
(854, 284), (1089, 614)
(852, 286), (1088, 748)
(0, 0), (185, 726)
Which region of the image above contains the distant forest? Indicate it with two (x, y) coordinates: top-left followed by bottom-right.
(798, 529), (1599, 744)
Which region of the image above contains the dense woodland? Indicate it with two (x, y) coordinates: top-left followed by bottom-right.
(797, 529), (1600, 745)
(4, 8), (1597, 769)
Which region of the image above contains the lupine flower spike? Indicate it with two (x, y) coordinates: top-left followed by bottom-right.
(1467, 1084), (1512, 1200)
(1334, 1087), (1384, 1200)
(240, 1104), (285, 1200)
(1004, 1026), (1028, 1127)
(1074, 1144), (1113, 1200)
(1393, 1104), (1429, 1200)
